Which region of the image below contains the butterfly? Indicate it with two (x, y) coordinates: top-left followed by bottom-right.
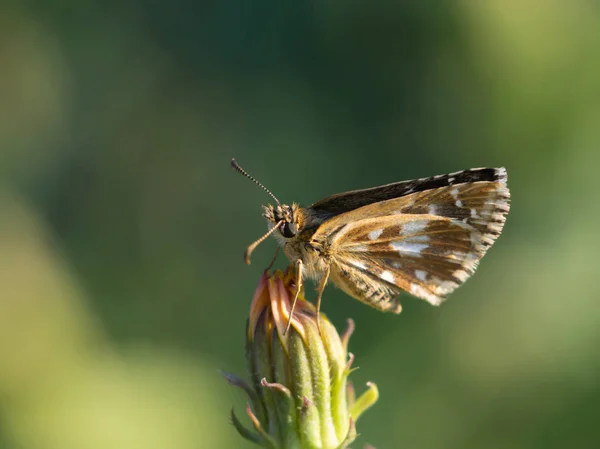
(232, 159), (510, 330)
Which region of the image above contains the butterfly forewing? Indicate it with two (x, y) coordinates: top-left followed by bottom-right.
(310, 167), (504, 215)
(311, 170), (509, 310)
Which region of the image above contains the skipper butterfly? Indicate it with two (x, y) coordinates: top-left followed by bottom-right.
(232, 159), (510, 330)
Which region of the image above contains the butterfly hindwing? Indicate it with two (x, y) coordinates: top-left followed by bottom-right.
(327, 214), (477, 307)
(330, 259), (403, 313)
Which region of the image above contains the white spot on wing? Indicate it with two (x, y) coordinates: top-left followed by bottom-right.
(380, 271), (395, 283)
(428, 204), (439, 215)
(453, 269), (470, 282)
(350, 260), (367, 270)
(415, 270), (427, 281)
(410, 235), (430, 243)
(433, 280), (457, 296)
(410, 283), (442, 305)
(402, 220), (428, 235)
(391, 241), (428, 254)
(496, 167), (508, 183)
(456, 199), (463, 207)
(368, 228), (384, 240)
(469, 230), (482, 246)
(450, 188), (460, 198)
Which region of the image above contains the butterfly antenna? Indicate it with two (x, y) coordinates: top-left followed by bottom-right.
(231, 158), (280, 205)
(244, 220), (284, 265)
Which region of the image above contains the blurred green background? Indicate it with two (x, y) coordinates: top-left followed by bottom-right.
(1, 1), (599, 448)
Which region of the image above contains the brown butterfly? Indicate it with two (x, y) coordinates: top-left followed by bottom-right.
(232, 159), (510, 330)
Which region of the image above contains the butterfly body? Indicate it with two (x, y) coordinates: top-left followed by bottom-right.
(258, 167), (510, 314)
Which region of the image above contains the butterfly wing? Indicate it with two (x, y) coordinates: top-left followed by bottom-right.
(311, 170), (509, 311)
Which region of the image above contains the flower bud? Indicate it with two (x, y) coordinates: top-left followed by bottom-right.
(223, 267), (378, 449)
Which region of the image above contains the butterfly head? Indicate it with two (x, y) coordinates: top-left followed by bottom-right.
(263, 203), (299, 239)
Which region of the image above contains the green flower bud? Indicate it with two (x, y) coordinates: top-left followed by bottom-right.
(223, 268), (378, 449)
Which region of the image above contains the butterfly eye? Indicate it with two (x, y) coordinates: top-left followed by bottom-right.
(280, 222), (297, 238)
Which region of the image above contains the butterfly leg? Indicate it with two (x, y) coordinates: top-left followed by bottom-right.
(314, 265), (331, 335)
(284, 258), (304, 335)
(265, 246), (280, 272)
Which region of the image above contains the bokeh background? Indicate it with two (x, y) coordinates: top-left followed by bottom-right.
(1, 1), (599, 448)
